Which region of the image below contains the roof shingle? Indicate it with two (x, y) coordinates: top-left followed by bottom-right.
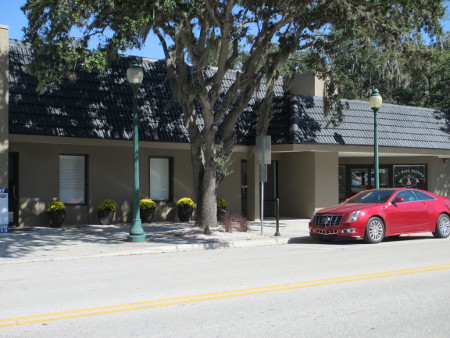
(8, 40), (450, 150)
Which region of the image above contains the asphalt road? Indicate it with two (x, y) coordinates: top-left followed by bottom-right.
(1, 235), (450, 337)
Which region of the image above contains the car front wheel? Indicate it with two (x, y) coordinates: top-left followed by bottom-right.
(364, 217), (385, 244)
(433, 214), (450, 238)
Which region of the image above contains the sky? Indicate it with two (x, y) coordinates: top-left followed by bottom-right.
(1, 1), (449, 61)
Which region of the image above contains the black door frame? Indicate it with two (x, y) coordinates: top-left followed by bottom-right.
(241, 160), (248, 217)
(8, 152), (19, 227)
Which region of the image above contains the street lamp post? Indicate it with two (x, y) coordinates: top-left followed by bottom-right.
(126, 62), (146, 242)
(369, 89), (383, 189)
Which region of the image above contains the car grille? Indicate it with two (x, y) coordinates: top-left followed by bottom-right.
(314, 214), (343, 227)
(316, 229), (338, 235)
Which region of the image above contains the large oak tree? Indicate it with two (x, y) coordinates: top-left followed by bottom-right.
(289, 30), (450, 110)
(22, 0), (444, 233)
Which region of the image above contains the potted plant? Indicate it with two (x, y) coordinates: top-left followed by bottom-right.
(217, 197), (228, 221)
(96, 199), (117, 225)
(140, 198), (156, 223)
(176, 197), (196, 222)
(46, 201), (66, 227)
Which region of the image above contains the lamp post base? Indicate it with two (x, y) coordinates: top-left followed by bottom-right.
(127, 234), (147, 242)
(128, 219), (146, 242)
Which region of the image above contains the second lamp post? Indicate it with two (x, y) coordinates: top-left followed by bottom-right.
(369, 89), (383, 189)
(126, 62), (146, 242)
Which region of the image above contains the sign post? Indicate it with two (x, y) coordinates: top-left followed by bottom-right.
(0, 189), (8, 236)
(256, 136), (271, 235)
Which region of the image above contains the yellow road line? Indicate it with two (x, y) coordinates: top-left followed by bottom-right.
(1, 263), (450, 328)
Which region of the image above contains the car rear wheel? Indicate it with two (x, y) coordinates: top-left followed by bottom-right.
(433, 214), (450, 238)
(364, 217), (385, 244)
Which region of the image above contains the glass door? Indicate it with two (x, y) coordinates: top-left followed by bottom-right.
(370, 168), (389, 188)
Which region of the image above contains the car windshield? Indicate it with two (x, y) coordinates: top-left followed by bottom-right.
(346, 190), (395, 204)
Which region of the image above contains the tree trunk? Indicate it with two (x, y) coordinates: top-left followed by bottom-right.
(191, 135), (218, 234)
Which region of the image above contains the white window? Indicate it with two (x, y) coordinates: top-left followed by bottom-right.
(59, 155), (86, 205)
(150, 158), (171, 201)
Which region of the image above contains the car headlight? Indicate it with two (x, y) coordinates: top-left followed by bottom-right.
(310, 211), (316, 221)
(346, 211), (360, 223)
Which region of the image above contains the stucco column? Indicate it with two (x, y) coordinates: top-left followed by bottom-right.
(313, 152), (339, 210)
(279, 151), (338, 218)
(0, 25), (9, 189)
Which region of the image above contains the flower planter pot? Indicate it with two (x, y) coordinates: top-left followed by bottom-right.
(97, 210), (115, 225)
(47, 211), (65, 228)
(140, 208), (155, 223)
(177, 206), (193, 222)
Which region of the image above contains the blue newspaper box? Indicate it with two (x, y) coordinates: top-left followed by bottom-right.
(0, 189), (8, 235)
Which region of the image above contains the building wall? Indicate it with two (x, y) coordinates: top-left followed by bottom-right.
(9, 135), (450, 227)
(314, 152), (339, 209)
(0, 26), (8, 189)
(9, 137), (247, 227)
(278, 151), (339, 218)
(429, 157), (450, 197)
(10, 140), (193, 226)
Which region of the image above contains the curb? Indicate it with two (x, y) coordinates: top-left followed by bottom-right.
(0, 237), (292, 265)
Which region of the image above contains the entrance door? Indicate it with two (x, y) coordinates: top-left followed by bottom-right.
(240, 160), (278, 218)
(370, 168), (389, 188)
(8, 153), (19, 227)
(263, 161), (278, 217)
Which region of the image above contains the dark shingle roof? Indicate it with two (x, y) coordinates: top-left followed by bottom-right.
(9, 40), (285, 144)
(8, 40), (450, 150)
(266, 95), (450, 150)
(9, 40), (190, 143)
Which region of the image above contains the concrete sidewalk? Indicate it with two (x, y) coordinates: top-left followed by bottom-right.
(0, 219), (311, 264)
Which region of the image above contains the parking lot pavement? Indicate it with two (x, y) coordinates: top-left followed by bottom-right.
(0, 219), (311, 263)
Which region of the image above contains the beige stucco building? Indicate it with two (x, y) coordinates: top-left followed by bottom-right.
(1, 27), (450, 228)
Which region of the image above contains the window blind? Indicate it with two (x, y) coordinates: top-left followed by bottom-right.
(59, 155), (86, 204)
(150, 158), (169, 200)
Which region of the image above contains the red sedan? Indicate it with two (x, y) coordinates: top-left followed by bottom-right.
(309, 188), (450, 243)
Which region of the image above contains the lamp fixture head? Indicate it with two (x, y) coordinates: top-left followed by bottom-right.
(369, 88), (382, 109)
(126, 62), (144, 84)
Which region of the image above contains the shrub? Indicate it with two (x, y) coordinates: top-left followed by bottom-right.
(176, 197), (196, 208)
(217, 197), (228, 209)
(235, 215), (249, 232)
(222, 213), (233, 233)
(96, 199), (118, 211)
(46, 201), (66, 213)
(140, 198), (156, 210)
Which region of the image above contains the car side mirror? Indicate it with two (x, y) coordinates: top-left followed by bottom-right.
(393, 196), (405, 204)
